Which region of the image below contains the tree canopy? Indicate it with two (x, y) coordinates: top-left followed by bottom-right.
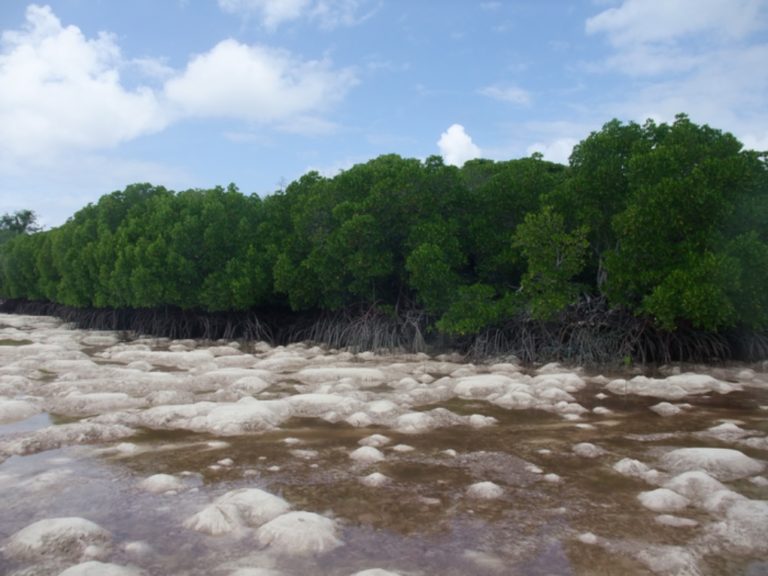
(0, 209), (41, 244)
(1, 115), (767, 343)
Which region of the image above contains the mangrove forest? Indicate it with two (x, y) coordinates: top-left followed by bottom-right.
(2, 115), (767, 363)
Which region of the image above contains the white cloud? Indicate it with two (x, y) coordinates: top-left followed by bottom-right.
(1, 151), (194, 227)
(586, 0), (766, 76)
(741, 131), (768, 152)
(594, 44), (704, 76)
(310, 0), (376, 29)
(586, 0), (762, 46)
(217, 0), (373, 30)
(307, 155), (364, 178)
(601, 45), (768, 149)
(0, 5), (358, 168)
(130, 57), (175, 80)
(164, 39), (356, 124)
(0, 5), (167, 161)
(437, 124), (481, 167)
(585, 0), (768, 150)
(479, 84), (531, 105)
(218, 0), (310, 29)
(526, 138), (578, 165)
(0, 4), (361, 226)
(608, 44), (768, 115)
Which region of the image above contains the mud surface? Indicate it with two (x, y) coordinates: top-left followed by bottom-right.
(1, 314), (767, 576)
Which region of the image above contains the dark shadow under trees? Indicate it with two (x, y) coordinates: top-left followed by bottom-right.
(2, 298), (766, 366)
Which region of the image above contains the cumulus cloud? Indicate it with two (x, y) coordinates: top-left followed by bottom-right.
(164, 39), (356, 123)
(0, 4), (358, 168)
(218, 0), (373, 30)
(479, 84), (531, 105)
(586, 0), (762, 46)
(438, 124), (481, 167)
(602, 44), (768, 148)
(585, 0), (768, 149)
(0, 4), (167, 162)
(586, 0), (766, 76)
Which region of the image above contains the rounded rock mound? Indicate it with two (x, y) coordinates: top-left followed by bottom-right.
(3, 517), (111, 562)
(660, 447), (765, 481)
(466, 481), (504, 500)
(184, 488), (290, 535)
(255, 511), (342, 555)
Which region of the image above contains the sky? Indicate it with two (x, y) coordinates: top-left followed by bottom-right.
(1, 0), (767, 228)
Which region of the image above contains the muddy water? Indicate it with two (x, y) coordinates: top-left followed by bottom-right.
(0, 314), (767, 576)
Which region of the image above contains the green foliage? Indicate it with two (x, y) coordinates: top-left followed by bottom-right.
(641, 252), (739, 331)
(1, 114), (766, 343)
(0, 234), (43, 300)
(465, 157), (567, 288)
(604, 114), (768, 330)
(436, 284), (518, 336)
(724, 232), (768, 329)
(513, 207), (589, 320)
(0, 209), (41, 240)
(0, 210), (44, 293)
(406, 243), (458, 314)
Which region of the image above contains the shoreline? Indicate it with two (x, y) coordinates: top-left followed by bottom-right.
(3, 298), (766, 367)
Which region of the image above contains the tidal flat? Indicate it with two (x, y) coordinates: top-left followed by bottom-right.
(1, 313), (767, 576)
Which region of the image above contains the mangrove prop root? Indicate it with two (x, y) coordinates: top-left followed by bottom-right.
(1, 298), (764, 365)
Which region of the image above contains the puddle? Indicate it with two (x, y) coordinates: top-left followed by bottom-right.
(0, 313), (767, 575)
(0, 412), (52, 435)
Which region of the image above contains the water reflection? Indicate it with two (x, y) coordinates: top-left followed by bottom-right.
(0, 412), (52, 435)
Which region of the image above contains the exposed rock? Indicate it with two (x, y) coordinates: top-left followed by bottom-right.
(612, 458), (660, 483)
(660, 447), (764, 481)
(0, 398), (40, 423)
(664, 471), (728, 502)
(573, 442), (607, 458)
(1, 423), (136, 457)
(453, 375), (516, 399)
(350, 446), (385, 464)
(709, 499), (768, 554)
(360, 472), (391, 487)
(650, 402), (682, 417)
(466, 481), (504, 500)
(184, 488), (290, 535)
(255, 511), (342, 555)
(358, 434), (391, 448)
(3, 517), (111, 562)
(637, 488), (690, 512)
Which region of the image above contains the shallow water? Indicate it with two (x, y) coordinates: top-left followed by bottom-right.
(0, 314), (767, 576)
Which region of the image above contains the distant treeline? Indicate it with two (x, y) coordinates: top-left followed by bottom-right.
(2, 115), (767, 362)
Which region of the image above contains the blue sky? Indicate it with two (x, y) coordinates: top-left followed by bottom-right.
(1, 0), (767, 227)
